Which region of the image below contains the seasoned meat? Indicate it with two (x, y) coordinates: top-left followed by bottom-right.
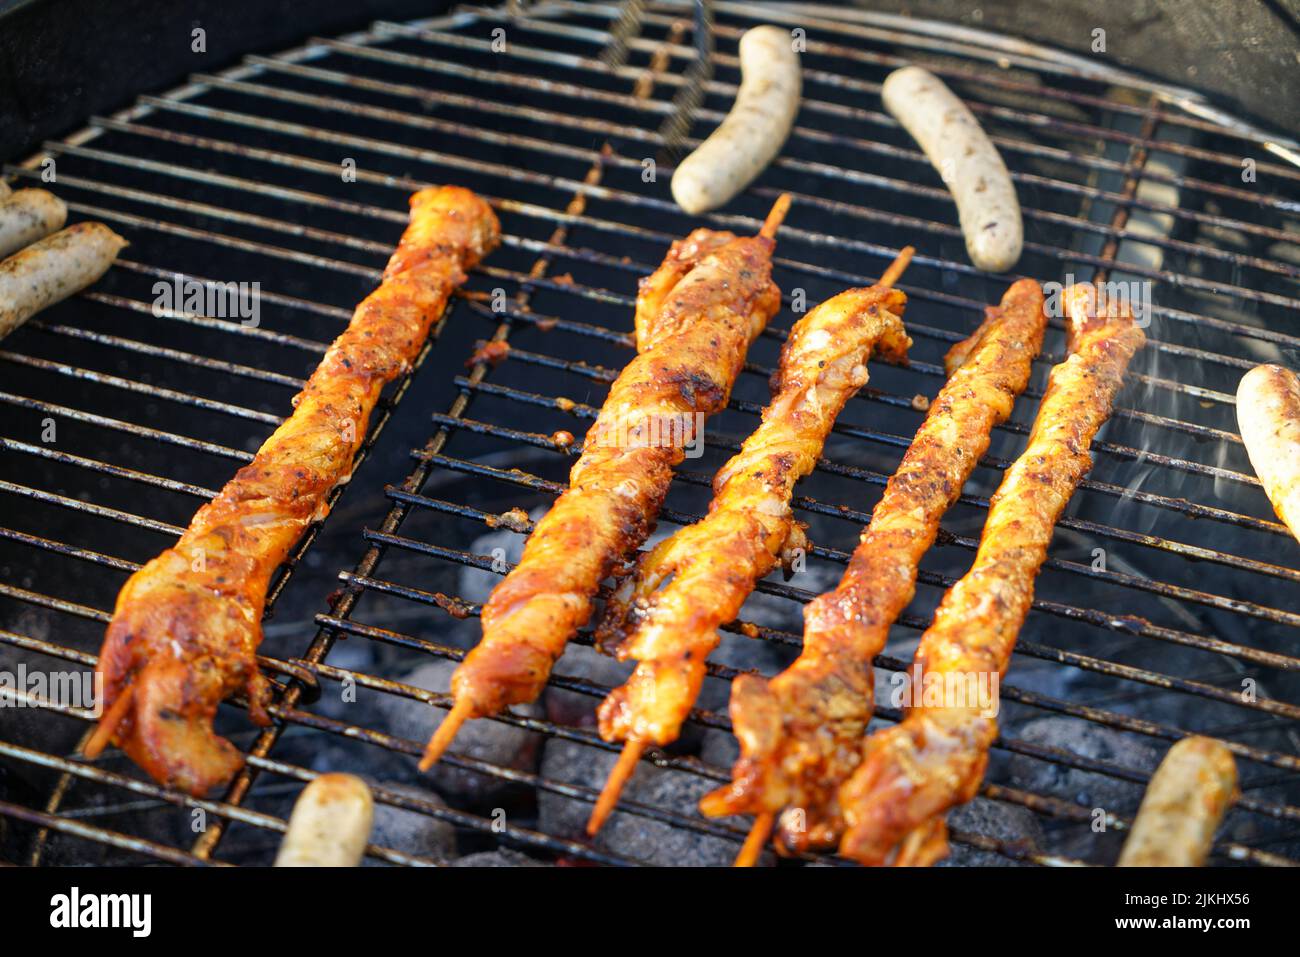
(837, 281), (1145, 866)
(419, 197), (791, 770)
(700, 279), (1047, 860)
(89, 186), (500, 795)
(587, 255), (914, 835)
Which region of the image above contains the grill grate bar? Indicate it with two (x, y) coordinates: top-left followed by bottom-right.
(0, 350), (285, 426)
(297, 598), (1300, 862)
(0, 528), (140, 573)
(8, 152), (1268, 461)
(0, 483), (184, 537)
(376, 14), (1300, 187)
(0, 800), (218, 867)
(83, 287), (332, 353)
(22, 319), (307, 389)
(238, 49), (1300, 253)
(0, 392), (251, 461)
(397, 449), (1300, 672)
(111, 259), (354, 323)
(270, 39), (1300, 251)
(0, 440), (217, 498)
(73, 102), (1300, 351)
(449, 372), (1288, 537)
(130, 68), (1300, 313)
(52, 130), (1278, 406)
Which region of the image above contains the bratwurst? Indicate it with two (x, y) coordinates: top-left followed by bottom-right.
(1237, 363), (1300, 543)
(882, 66), (1022, 272)
(671, 26), (801, 214)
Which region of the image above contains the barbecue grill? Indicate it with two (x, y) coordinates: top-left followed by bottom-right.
(2, 0), (1299, 867)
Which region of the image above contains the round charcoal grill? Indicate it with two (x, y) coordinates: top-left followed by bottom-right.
(1, 0), (1299, 867)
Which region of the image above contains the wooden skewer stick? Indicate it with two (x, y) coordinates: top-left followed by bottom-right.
(734, 812), (775, 867)
(879, 245), (915, 289)
(418, 697), (473, 772)
(760, 193), (792, 240)
(419, 197), (793, 777)
(725, 245), (914, 866)
(586, 738), (645, 836)
(82, 683), (134, 759)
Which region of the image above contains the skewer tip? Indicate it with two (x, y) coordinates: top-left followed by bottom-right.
(734, 812), (775, 867)
(878, 245), (915, 289)
(586, 739), (645, 836)
(419, 697), (473, 772)
(759, 194), (792, 240)
(83, 682), (133, 760)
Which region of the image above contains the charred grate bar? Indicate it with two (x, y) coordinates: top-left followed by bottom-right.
(0, 0), (1297, 866)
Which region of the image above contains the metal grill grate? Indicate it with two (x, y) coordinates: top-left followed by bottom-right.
(2, 0), (1299, 866)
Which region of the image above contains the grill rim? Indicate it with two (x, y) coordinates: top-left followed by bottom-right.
(0, 0), (1297, 867)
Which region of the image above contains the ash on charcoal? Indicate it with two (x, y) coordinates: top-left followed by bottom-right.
(457, 506), (547, 609)
(538, 738), (765, 866)
(374, 659), (542, 803)
(369, 783), (457, 864)
(305, 737), (410, 787)
(938, 797), (1045, 867)
(452, 848), (546, 867)
(545, 643), (632, 730)
(700, 728), (739, 770)
(1006, 716), (1159, 863)
(691, 599), (808, 720)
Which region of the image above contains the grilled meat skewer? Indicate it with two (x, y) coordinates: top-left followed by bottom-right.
(88, 186), (500, 795)
(419, 196), (791, 771)
(836, 282), (1145, 865)
(587, 251), (915, 836)
(700, 279), (1048, 861)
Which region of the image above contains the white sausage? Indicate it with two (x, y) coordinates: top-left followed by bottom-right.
(670, 25), (801, 214)
(274, 773), (374, 867)
(1238, 363), (1300, 542)
(0, 221), (126, 340)
(0, 189), (67, 258)
(1118, 737), (1237, 867)
(882, 66), (1023, 272)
